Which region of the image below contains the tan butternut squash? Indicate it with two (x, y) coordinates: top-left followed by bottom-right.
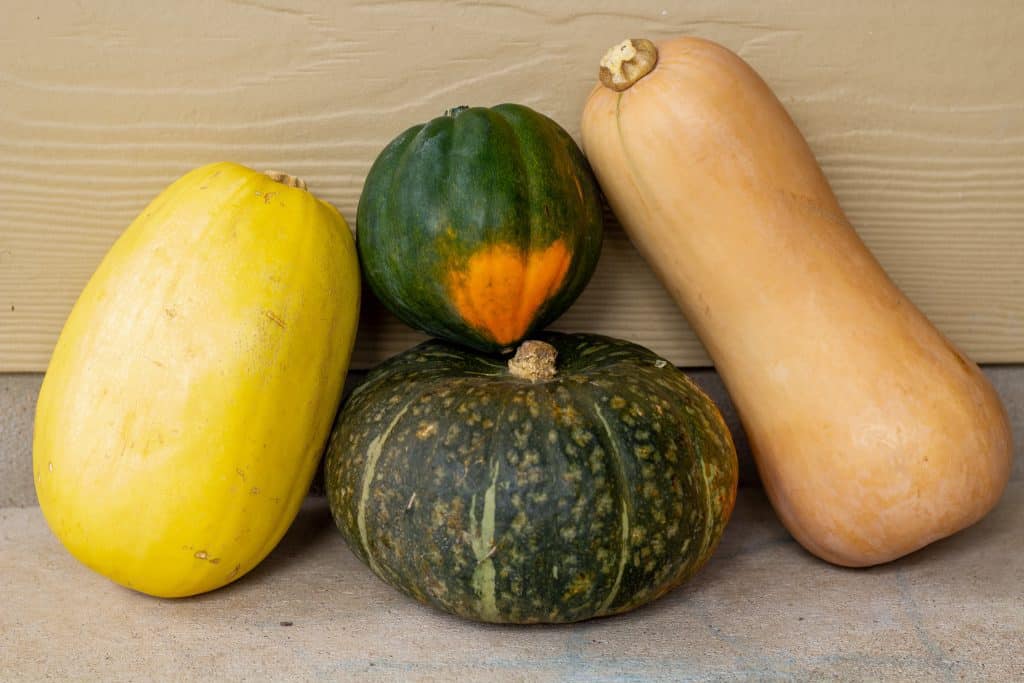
(580, 37), (1012, 566)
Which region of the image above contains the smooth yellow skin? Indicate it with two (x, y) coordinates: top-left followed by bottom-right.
(33, 162), (360, 597)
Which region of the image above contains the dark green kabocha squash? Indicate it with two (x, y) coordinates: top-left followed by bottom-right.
(356, 104), (604, 353)
(324, 333), (738, 624)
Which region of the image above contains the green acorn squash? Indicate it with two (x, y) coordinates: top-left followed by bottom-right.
(324, 333), (737, 623)
(356, 104), (604, 353)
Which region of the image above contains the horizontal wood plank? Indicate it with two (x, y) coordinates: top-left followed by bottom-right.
(1, 0), (1022, 370)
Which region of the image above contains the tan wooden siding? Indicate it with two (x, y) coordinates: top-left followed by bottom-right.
(1, 1), (1021, 370)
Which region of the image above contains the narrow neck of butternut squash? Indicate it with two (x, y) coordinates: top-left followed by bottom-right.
(599, 38), (658, 91)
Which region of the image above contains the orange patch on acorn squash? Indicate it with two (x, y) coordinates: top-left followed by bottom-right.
(448, 240), (571, 346)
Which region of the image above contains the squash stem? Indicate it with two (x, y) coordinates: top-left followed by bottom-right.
(507, 340), (557, 381)
(599, 38), (658, 91)
(263, 170), (308, 191)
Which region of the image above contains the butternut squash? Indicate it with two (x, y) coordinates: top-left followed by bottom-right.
(33, 162), (360, 596)
(580, 37), (1012, 566)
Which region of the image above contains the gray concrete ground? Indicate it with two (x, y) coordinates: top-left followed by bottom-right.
(0, 373), (41, 507)
(2, 484), (1021, 681)
(2, 367), (1021, 680)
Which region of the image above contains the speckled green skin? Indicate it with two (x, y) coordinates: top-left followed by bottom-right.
(324, 333), (738, 624)
(356, 104), (604, 353)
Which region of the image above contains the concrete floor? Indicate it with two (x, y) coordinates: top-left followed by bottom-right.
(3, 367), (1022, 681)
(2, 483), (1022, 682)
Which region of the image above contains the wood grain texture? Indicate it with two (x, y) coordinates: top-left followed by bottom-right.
(1, 1), (1022, 370)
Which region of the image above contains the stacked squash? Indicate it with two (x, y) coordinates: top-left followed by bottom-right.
(32, 34), (1010, 626)
(328, 104), (739, 623)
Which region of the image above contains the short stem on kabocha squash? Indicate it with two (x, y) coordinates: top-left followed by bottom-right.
(507, 340), (558, 381)
(599, 38), (658, 91)
(263, 170), (308, 191)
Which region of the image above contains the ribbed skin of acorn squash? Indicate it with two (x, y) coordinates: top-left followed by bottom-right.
(325, 333), (737, 624)
(33, 162), (360, 598)
(356, 104), (604, 353)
